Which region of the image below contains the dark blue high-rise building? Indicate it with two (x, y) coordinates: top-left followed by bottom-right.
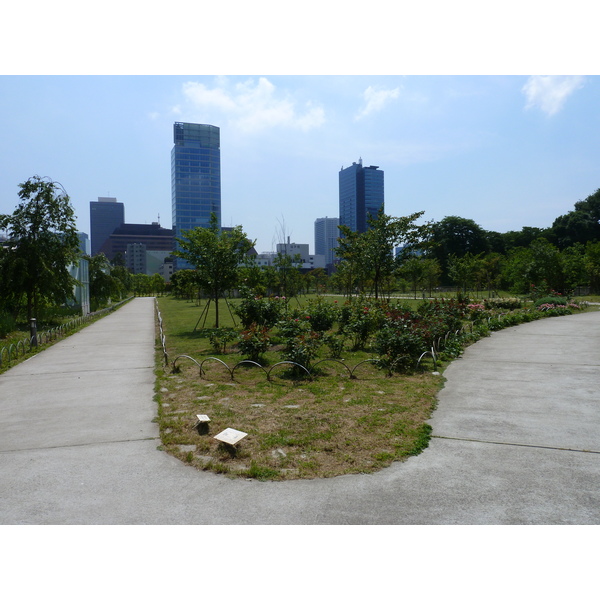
(90, 197), (125, 256)
(339, 158), (384, 233)
(171, 122), (221, 269)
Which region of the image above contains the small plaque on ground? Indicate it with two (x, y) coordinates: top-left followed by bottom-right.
(196, 414), (211, 423)
(214, 428), (247, 446)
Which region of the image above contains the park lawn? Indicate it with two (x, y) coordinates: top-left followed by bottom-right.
(155, 295), (443, 480)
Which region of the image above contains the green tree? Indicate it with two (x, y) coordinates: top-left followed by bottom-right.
(273, 252), (302, 298)
(238, 260), (267, 296)
(88, 253), (117, 310)
(429, 216), (489, 283)
(170, 269), (199, 300)
(0, 176), (80, 322)
(584, 241), (600, 293)
(174, 213), (254, 327)
(421, 257), (442, 296)
(400, 256), (426, 299)
(550, 188), (600, 249)
(502, 238), (564, 295)
(447, 253), (482, 295)
(337, 208), (429, 299)
(110, 265), (132, 299)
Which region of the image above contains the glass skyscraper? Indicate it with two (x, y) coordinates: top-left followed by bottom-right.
(171, 122), (221, 269)
(339, 158), (384, 233)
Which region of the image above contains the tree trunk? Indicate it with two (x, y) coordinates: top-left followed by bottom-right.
(214, 292), (220, 328)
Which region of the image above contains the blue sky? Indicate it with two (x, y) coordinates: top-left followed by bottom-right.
(0, 75), (600, 251)
(1, 4), (598, 255)
(1, 74), (598, 253)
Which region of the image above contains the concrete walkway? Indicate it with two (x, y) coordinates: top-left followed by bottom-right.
(1, 297), (599, 524)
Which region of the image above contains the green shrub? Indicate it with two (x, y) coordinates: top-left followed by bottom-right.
(233, 290), (285, 328)
(278, 318), (322, 370)
(534, 296), (567, 307)
(338, 298), (385, 350)
(237, 324), (271, 361)
(209, 328), (237, 353)
(304, 297), (339, 333)
(374, 323), (426, 372)
(0, 312), (16, 338)
(322, 332), (345, 358)
(484, 297), (522, 310)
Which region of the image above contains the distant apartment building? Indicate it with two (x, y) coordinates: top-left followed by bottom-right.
(99, 222), (174, 262)
(126, 243), (173, 277)
(90, 197), (125, 256)
(314, 216), (339, 269)
(339, 158), (384, 233)
(256, 243), (325, 271)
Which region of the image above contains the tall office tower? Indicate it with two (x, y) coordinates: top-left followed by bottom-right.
(90, 197), (125, 256)
(171, 122), (221, 270)
(338, 158), (384, 233)
(314, 216), (339, 268)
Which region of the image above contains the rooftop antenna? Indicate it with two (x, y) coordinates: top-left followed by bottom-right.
(158, 213), (160, 226)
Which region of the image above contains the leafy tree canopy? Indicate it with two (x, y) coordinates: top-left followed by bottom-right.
(0, 176), (80, 321)
(174, 213), (255, 327)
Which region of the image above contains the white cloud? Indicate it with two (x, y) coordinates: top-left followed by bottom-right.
(180, 77), (325, 133)
(355, 85), (401, 120)
(522, 75), (585, 116)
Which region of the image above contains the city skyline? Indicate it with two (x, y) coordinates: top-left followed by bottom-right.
(1, 75), (599, 255)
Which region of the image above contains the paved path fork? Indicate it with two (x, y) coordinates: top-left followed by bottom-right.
(1, 298), (599, 524)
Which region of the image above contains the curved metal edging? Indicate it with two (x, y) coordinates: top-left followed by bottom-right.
(172, 354), (204, 376)
(231, 360), (269, 379)
(311, 358), (352, 378)
(417, 347), (438, 371)
(267, 361), (312, 381)
(199, 356), (233, 379)
(349, 358), (382, 379)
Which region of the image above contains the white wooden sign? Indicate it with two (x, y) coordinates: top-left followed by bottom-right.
(214, 428), (247, 446)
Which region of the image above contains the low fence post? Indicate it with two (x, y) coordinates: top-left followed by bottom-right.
(29, 318), (38, 348)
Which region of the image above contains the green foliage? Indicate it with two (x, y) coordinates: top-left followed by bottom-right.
(233, 288), (286, 328)
(175, 213), (254, 327)
(534, 296), (568, 307)
(373, 321), (426, 372)
(337, 208), (431, 299)
(277, 316), (322, 369)
(428, 216), (490, 284)
(303, 297), (339, 332)
(237, 324), (271, 361)
(88, 253), (122, 310)
(338, 298), (386, 350)
(0, 312), (16, 338)
(170, 269), (200, 300)
(322, 332), (346, 358)
(483, 297), (522, 310)
(209, 328), (237, 354)
(0, 176), (80, 322)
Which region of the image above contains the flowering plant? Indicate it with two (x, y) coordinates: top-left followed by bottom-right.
(237, 324), (271, 361)
(234, 287), (285, 329)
